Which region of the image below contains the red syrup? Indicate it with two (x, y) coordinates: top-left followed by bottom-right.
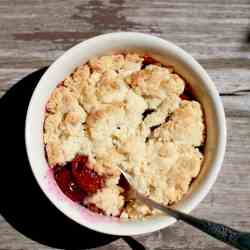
(180, 83), (194, 101)
(86, 203), (105, 214)
(54, 163), (86, 202)
(71, 155), (104, 193)
(142, 55), (160, 69)
(118, 174), (130, 193)
(53, 155), (104, 205)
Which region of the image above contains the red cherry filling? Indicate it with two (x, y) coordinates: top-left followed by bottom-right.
(54, 164), (86, 202)
(86, 203), (104, 214)
(72, 155), (104, 193)
(118, 174), (130, 193)
(142, 55), (159, 68)
(180, 84), (194, 101)
(53, 155), (104, 203)
(180, 93), (192, 100)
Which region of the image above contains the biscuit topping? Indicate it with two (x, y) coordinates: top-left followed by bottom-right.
(44, 53), (205, 218)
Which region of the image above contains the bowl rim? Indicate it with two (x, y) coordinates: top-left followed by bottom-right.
(25, 32), (227, 236)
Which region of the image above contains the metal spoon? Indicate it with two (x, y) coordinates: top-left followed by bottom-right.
(118, 167), (250, 250)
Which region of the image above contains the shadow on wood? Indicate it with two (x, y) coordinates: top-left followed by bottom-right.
(0, 68), (119, 249)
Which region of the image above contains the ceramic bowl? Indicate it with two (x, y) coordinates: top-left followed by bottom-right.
(25, 32), (226, 235)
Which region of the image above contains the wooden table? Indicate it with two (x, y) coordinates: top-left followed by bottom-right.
(0, 1), (249, 249)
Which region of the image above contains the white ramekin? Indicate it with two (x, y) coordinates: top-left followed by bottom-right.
(25, 32), (226, 236)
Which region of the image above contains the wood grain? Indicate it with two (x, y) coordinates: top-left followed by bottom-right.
(0, 0), (250, 249)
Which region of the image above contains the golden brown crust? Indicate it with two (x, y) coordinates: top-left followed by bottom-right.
(153, 100), (205, 146)
(126, 65), (184, 99)
(44, 53), (205, 218)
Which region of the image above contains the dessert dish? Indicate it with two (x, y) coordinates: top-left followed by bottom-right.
(43, 53), (205, 219)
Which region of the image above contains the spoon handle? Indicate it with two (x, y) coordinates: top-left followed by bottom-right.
(172, 209), (250, 250)
(136, 192), (250, 250)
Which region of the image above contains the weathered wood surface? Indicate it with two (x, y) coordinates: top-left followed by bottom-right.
(0, 0), (250, 249)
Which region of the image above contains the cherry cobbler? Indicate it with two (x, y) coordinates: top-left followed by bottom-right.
(43, 53), (205, 219)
